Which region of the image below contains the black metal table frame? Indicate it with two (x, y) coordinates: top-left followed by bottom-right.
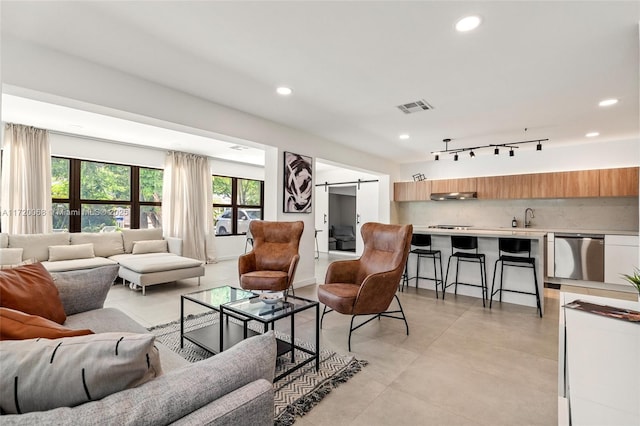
(220, 295), (320, 382)
(180, 287), (256, 353)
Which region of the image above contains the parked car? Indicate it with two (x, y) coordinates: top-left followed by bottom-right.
(215, 209), (261, 235)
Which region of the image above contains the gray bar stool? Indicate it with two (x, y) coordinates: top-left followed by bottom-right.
(490, 238), (542, 317)
(401, 233), (443, 298)
(443, 235), (488, 306)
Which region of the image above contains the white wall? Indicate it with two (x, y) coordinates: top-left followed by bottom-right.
(396, 138), (640, 181)
(1, 38), (397, 177)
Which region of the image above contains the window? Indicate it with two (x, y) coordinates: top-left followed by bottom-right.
(212, 175), (263, 236)
(52, 157), (162, 232)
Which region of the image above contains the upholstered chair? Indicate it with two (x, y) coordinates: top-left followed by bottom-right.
(317, 222), (413, 351)
(238, 220), (304, 296)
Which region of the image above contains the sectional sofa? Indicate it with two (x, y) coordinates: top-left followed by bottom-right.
(0, 228), (205, 295)
(1, 265), (276, 425)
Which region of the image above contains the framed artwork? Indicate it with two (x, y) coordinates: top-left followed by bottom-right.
(283, 151), (312, 213)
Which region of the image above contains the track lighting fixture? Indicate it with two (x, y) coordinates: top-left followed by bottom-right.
(430, 138), (546, 160)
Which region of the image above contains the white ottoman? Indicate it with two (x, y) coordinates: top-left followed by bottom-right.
(117, 253), (205, 295)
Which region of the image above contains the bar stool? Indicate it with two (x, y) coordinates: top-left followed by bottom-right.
(401, 234), (443, 298)
(443, 235), (488, 306)
(490, 238), (542, 317)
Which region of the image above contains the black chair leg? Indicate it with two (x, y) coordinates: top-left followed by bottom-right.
(533, 263), (542, 317)
(394, 294), (410, 336)
(490, 259), (500, 309)
(443, 256), (454, 300)
(454, 258), (460, 295)
(348, 316), (356, 352)
(320, 305), (330, 328)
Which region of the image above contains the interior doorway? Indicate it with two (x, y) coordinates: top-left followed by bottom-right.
(328, 186), (356, 252)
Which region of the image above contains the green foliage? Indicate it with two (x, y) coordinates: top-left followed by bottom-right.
(621, 268), (640, 295)
(51, 158), (69, 198)
(81, 161), (130, 200)
(140, 168), (163, 202)
(237, 179), (260, 205)
(212, 176), (232, 203)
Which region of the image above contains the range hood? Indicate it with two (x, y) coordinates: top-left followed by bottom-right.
(430, 192), (477, 201)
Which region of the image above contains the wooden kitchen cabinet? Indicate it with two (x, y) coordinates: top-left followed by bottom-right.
(393, 181), (431, 201)
(530, 170), (599, 198)
(599, 167), (639, 197)
(477, 174), (532, 199)
(394, 182), (416, 201)
(430, 177), (476, 193)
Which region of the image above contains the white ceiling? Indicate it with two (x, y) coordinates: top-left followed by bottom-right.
(1, 1), (639, 165)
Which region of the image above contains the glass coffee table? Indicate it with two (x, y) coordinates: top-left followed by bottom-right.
(180, 286), (257, 354)
(221, 295), (320, 381)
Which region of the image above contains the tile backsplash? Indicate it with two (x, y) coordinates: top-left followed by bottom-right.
(393, 197), (638, 232)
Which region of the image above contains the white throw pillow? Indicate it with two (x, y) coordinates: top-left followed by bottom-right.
(9, 233), (70, 261)
(121, 228), (163, 253)
(48, 243), (95, 262)
(131, 240), (168, 255)
(0, 332), (162, 414)
(70, 232), (125, 257)
(0, 248), (23, 266)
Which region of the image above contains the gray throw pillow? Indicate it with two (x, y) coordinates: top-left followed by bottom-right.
(51, 265), (119, 316)
(0, 332), (162, 414)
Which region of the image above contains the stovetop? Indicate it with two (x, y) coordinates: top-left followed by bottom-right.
(427, 225), (473, 230)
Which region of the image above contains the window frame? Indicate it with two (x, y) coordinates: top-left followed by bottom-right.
(212, 174), (264, 236)
(52, 156), (162, 232)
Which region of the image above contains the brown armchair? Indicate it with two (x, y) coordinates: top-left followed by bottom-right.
(317, 222), (413, 351)
(238, 220), (304, 295)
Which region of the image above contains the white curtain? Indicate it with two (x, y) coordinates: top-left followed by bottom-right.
(1, 123), (52, 234)
(162, 151), (215, 262)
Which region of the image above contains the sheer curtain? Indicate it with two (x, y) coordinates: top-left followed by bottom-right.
(1, 123), (52, 234)
(162, 151), (215, 262)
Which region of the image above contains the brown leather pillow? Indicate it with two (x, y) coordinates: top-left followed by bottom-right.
(0, 262), (67, 324)
(0, 307), (93, 340)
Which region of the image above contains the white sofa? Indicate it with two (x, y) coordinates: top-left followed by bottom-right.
(0, 229), (205, 295)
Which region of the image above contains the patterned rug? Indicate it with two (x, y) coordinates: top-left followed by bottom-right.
(148, 312), (367, 425)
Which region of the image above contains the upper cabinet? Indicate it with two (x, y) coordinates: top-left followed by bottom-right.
(393, 181), (431, 201)
(599, 167), (639, 197)
(394, 167), (638, 201)
(477, 175), (532, 199)
(530, 170), (599, 198)
(431, 177), (476, 193)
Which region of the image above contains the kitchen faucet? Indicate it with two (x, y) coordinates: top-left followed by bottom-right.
(524, 208), (534, 228)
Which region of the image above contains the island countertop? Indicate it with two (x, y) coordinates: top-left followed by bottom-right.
(412, 226), (637, 237)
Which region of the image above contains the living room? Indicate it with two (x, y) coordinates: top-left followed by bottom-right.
(1, 1), (639, 425)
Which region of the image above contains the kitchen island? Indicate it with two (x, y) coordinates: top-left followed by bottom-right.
(409, 225), (639, 315)
(411, 226), (547, 315)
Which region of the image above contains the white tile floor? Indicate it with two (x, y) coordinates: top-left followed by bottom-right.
(105, 253), (636, 426)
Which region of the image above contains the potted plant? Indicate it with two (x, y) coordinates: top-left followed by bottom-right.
(621, 268), (640, 301)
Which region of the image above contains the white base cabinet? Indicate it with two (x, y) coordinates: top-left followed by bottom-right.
(604, 235), (639, 286)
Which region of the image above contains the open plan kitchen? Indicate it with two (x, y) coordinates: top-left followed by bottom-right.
(393, 167), (639, 316)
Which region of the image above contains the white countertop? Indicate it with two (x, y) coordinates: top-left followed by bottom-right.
(413, 226), (638, 238)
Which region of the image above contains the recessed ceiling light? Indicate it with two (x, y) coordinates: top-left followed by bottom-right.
(276, 87), (292, 96)
(586, 132), (600, 138)
(456, 16), (481, 32)
(399, 134), (410, 140)
(598, 98), (618, 107)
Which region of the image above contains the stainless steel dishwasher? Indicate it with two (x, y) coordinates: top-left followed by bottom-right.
(554, 233), (605, 281)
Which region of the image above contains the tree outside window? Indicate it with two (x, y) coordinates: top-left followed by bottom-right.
(51, 157), (162, 232)
(213, 175), (263, 236)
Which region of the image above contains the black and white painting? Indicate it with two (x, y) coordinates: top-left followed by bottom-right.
(283, 151), (312, 213)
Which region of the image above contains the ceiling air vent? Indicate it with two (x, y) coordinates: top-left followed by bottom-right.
(396, 99), (434, 114)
